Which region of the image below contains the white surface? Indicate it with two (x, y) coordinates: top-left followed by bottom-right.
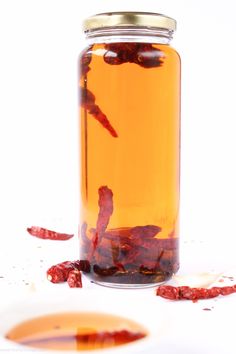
(0, 1), (236, 353)
(0, 231), (236, 353)
(0, 290), (166, 354)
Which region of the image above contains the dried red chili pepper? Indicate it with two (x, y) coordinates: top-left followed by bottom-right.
(47, 260), (90, 283)
(103, 226), (162, 249)
(104, 43), (163, 68)
(94, 238), (116, 265)
(87, 186), (114, 261)
(47, 261), (75, 283)
(80, 45), (93, 76)
(96, 186), (114, 237)
(27, 227), (74, 241)
(134, 43), (164, 68)
(80, 223), (89, 244)
(93, 265), (118, 277)
(156, 285), (236, 301)
(80, 86), (118, 137)
(104, 227), (133, 240)
(104, 43), (137, 65)
(103, 227), (162, 255)
(80, 46), (118, 138)
(67, 270), (82, 288)
(131, 225), (162, 239)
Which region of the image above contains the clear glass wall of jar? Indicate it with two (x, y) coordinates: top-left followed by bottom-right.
(79, 12), (181, 288)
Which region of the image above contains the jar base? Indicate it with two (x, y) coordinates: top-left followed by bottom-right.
(83, 267), (178, 289)
(91, 279), (170, 289)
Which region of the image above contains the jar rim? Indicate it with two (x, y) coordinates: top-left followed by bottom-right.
(83, 12), (177, 33)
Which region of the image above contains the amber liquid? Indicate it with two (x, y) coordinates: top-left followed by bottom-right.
(6, 312), (147, 351)
(79, 42), (180, 286)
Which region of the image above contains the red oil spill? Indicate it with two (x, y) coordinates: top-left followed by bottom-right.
(6, 312), (147, 351)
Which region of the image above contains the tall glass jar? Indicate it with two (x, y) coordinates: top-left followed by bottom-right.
(79, 12), (181, 288)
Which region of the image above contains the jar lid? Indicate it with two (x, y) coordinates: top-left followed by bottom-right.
(83, 12), (176, 32)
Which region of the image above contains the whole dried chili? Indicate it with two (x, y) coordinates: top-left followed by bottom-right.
(80, 87), (118, 137)
(47, 261), (76, 283)
(87, 186), (114, 261)
(102, 226), (162, 251)
(131, 225), (162, 239)
(80, 45), (118, 138)
(47, 260), (90, 284)
(80, 222), (90, 250)
(78, 260), (91, 273)
(135, 44), (164, 68)
(96, 186), (114, 238)
(103, 43), (163, 68)
(80, 45), (93, 76)
(27, 227), (74, 241)
(67, 270), (82, 288)
(93, 265), (118, 277)
(156, 285), (236, 301)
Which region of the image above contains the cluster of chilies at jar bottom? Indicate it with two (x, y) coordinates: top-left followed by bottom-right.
(27, 226), (236, 300)
(79, 186), (178, 285)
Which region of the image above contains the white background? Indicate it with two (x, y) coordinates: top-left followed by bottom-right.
(0, 0), (236, 243)
(0, 2), (236, 354)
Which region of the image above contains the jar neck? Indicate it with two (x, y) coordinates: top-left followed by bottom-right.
(85, 27), (173, 45)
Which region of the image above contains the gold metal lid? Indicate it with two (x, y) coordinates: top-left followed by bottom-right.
(83, 12), (176, 32)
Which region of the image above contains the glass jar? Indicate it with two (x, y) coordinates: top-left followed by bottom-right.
(79, 12), (181, 288)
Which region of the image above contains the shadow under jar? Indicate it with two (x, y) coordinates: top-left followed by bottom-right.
(79, 12), (181, 288)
